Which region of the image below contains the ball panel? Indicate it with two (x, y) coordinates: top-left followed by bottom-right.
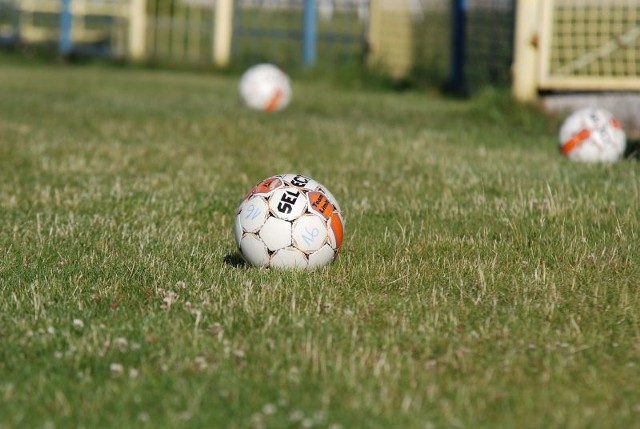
(307, 190), (334, 219)
(270, 247), (308, 269)
(233, 217), (244, 246)
(265, 88), (284, 112)
(240, 234), (270, 267)
(292, 214), (328, 253)
(268, 187), (308, 221)
(308, 244), (336, 269)
(316, 186), (342, 213)
(280, 173), (320, 190)
(245, 176), (284, 198)
(237, 196), (269, 233)
(560, 128), (591, 155)
(328, 213), (344, 249)
(259, 216), (292, 252)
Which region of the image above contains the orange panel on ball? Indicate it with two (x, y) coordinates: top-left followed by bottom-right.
(309, 191), (343, 249)
(245, 176), (282, 198)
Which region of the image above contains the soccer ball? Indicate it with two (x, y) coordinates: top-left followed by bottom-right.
(558, 107), (626, 163)
(238, 63), (292, 112)
(234, 173), (344, 269)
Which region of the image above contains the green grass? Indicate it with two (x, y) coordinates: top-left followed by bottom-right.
(1, 58), (639, 429)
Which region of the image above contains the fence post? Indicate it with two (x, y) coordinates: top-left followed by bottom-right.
(129, 0), (147, 60)
(449, 0), (467, 93)
(214, 0), (233, 67)
(302, 0), (317, 67)
(58, 0), (73, 55)
(367, 0), (380, 66)
(512, 0), (540, 102)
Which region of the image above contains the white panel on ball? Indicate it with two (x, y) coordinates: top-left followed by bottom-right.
(292, 215), (328, 253)
(308, 244), (336, 269)
(259, 217), (292, 252)
(238, 196), (269, 232)
(271, 248), (308, 269)
(233, 217), (244, 244)
(240, 235), (270, 267)
(281, 173), (320, 190)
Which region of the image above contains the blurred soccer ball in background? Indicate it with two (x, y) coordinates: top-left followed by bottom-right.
(558, 107), (626, 163)
(238, 63), (292, 112)
(234, 173), (344, 269)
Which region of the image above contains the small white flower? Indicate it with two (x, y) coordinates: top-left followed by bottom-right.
(161, 290), (178, 310)
(47, 326), (56, 335)
(312, 411), (327, 423)
(251, 413), (265, 429)
(115, 337), (129, 351)
(110, 363), (124, 377)
(262, 403), (277, 415)
(289, 410), (304, 422)
(277, 397), (288, 407)
(129, 368), (140, 379)
(194, 356), (207, 370)
(72, 319), (84, 329)
(210, 322), (224, 336)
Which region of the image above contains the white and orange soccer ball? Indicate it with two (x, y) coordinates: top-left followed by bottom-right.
(234, 173), (344, 269)
(238, 63), (292, 112)
(558, 107), (626, 163)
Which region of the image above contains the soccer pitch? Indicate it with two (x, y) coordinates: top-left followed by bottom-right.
(1, 59), (639, 428)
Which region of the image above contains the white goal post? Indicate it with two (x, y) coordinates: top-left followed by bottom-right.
(513, 0), (640, 101)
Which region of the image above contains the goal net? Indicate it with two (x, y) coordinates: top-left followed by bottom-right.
(538, 0), (640, 91)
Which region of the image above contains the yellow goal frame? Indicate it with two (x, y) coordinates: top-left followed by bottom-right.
(513, 0), (640, 101)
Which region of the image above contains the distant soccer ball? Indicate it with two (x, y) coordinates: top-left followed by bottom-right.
(558, 107), (626, 163)
(234, 173), (344, 269)
(238, 63), (292, 112)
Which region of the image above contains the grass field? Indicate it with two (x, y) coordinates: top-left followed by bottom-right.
(1, 58), (639, 429)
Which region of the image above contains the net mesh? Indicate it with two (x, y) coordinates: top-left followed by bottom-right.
(464, 0), (515, 88)
(549, 0), (640, 78)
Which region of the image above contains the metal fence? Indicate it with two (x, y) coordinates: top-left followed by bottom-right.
(139, 0), (369, 69)
(232, 0), (368, 68)
(0, 0), (517, 92)
(368, 0), (515, 90)
(146, 0), (216, 65)
(464, 0), (515, 89)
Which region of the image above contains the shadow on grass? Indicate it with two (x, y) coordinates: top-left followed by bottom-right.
(223, 252), (247, 267)
(625, 139), (640, 160)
